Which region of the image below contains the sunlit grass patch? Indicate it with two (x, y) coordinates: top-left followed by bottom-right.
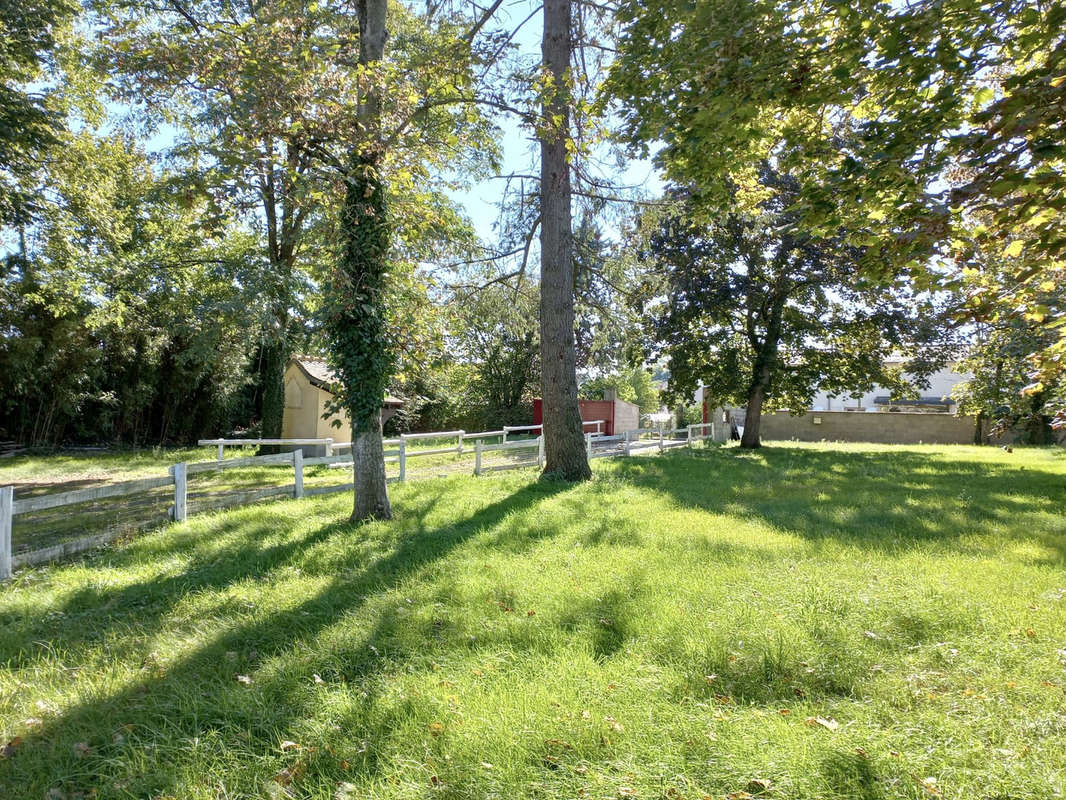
(1, 443), (1065, 799)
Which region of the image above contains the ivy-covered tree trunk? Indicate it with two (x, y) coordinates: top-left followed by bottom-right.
(325, 152), (393, 522)
(323, 0), (393, 522)
(539, 0), (591, 481)
(258, 337), (287, 443)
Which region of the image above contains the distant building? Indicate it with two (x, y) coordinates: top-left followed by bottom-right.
(808, 359), (971, 413)
(282, 358), (403, 452)
(694, 358), (972, 416)
(533, 388), (640, 435)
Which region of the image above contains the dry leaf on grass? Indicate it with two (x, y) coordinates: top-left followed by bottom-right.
(2, 737), (23, 758)
(805, 716), (840, 731)
(235, 674), (252, 685)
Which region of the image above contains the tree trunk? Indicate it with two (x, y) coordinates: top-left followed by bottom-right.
(741, 381), (766, 449)
(351, 410), (391, 522)
(539, 0), (590, 481)
(973, 410), (985, 445)
(258, 338), (287, 452)
(321, 0), (393, 523)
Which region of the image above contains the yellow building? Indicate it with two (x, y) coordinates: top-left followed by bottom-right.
(282, 358), (403, 450)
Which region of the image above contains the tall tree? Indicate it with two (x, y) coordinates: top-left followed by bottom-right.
(539, 0), (591, 480)
(640, 174), (949, 448)
(323, 0), (394, 521)
(607, 0), (1066, 422)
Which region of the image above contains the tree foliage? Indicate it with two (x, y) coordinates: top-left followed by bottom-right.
(0, 132), (266, 445)
(638, 171), (950, 447)
(608, 0), (1066, 422)
(0, 0), (77, 226)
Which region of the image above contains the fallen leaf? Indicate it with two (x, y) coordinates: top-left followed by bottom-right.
(428, 722), (444, 736)
(527, 609), (536, 616)
(73, 741), (93, 757)
(726, 793), (753, 800)
(778, 709), (790, 715)
(313, 674), (325, 685)
(274, 760), (306, 787)
(919, 776), (942, 797)
(235, 674), (252, 685)
(2, 737), (23, 758)
(279, 740), (301, 752)
(747, 778), (772, 793)
(617, 787), (637, 797)
(806, 716), (839, 731)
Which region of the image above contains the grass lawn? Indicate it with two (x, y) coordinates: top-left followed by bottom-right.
(1, 443), (1065, 799)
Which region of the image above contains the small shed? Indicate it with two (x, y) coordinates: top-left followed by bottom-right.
(282, 358), (403, 452)
(532, 389), (640, 436)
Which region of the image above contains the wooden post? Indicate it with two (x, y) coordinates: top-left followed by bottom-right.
(457, 430), (465, 454)
(475, 439), (483, 475)
(293, 449), (304, 498)
(399, 438), (407, 482)
(0, 486), (12, 580)
(171, 462), (187, 522)
(537, 435), (545, 468)
(502, 427), (508, 443)
(325, 438), (334, 457)
(586, 432), (593, 457)
(217, 443), (224, 461)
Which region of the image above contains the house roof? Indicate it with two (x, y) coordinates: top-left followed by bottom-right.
(290, 358), (403, 407)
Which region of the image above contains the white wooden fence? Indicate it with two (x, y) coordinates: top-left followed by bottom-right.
(2, 422), (716, 579)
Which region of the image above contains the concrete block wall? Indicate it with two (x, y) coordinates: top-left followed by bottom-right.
(759, 410), (981, 445)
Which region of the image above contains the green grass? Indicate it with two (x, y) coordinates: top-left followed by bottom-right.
(1, 443), (1065, 799)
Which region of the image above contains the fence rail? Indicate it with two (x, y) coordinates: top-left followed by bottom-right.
(3, 424), (718, 578)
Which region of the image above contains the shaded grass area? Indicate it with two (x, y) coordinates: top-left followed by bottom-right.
(5, 441), (541, 553)
(1, 443), (1065, 799)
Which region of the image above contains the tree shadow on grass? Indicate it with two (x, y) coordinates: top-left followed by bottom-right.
(608, 446), (1066, 561)
(0, 477), (573, 799)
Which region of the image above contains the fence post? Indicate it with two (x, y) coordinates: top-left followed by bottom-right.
(325, 438), (333, 457)
(217, 442), (224, 462)
(659, 428), (665, 452)
(170, 462), (187, 522)
(293, 449), (304, 498)
(624, 429), (632, 457)
(457, 430), (465, 454)
(475, 439), (483, 475)
(537, 435), (545, 468)
(399, 438), (407, 482)
(0, 486), (12, 580)
(502, 427), (508, 443)
(586, 432), (593, 457)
